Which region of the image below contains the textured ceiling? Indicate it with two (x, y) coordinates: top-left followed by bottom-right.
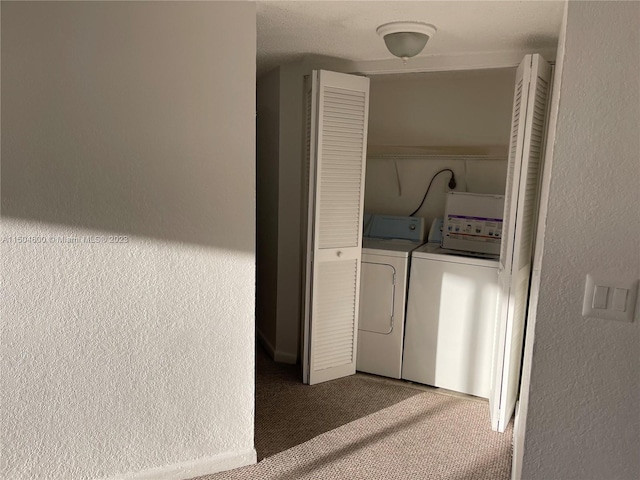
(257, 1), (565, 76)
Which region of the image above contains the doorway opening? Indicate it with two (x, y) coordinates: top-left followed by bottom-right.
(255, 56), (552, 473)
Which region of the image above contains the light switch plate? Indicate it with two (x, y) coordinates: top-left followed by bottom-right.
(582, 274), (639, 322)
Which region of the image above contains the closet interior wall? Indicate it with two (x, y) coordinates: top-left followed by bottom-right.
(364, 68), (517, 226)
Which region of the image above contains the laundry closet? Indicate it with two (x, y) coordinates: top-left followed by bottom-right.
(256, 54), (551, 433)
(356, 68), (514, 400)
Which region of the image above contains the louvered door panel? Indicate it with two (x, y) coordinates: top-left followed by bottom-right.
(317, 87), (367, 249)
(499, 74), (525, 270)
(304, 82), (313, 196)
(490, 61), (529, 430)
(500, 269), (531, 418)
(490, 55), (552, 432)
(312, 260), (358, 370)
(303, 70), (370, 385)
(517, 74), (549, 270)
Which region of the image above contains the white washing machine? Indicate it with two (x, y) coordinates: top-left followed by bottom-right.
(357, 216), (425, 379)
(401, 243), (499, 398)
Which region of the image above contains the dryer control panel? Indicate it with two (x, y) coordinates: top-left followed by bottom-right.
(364, 215), (425, 243)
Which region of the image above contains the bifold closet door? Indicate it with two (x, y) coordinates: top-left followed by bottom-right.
(489, 54), (552, 432)
(302, 70), (370, 385)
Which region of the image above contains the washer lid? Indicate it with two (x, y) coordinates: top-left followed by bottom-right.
(362, 238), (423, 258)
(411, 243), (499, 267)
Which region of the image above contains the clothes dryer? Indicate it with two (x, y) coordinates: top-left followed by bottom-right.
(357, 215), (426, 379)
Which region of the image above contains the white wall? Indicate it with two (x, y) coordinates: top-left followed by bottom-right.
(275, 67), (305, 363)
(367, 69), (516, 148)
(521, 2), (640, 479)
(256, 67), (280, 355)
(364, 157), (508, 228)
(255, 65), (303, 364)
(365, 69), (514, 236)
(1, 3), (257, 479)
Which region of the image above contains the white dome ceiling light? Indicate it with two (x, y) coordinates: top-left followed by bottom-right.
(376, 21), (437, 64)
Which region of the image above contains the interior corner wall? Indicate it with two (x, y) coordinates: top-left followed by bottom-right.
(256, 63), (304, 365)
(521, 2), (640, 479)
(274, 65), (306, 364)
(256, 66), (281, 357)
(1, 2), (257, 479)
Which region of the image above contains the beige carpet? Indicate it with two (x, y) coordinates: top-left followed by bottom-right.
(252, 345), (423, 460)
(194, 346), (513, 479)
(201, 391), (512, 479)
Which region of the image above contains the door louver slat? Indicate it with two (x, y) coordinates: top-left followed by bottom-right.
(516, 74), (549, 271)
(312, 260), (358, 371)
(318, 85), (367, 249)
(500, 78), (524, 267)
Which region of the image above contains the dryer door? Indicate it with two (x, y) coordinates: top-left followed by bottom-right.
(359, 261), (395, 334)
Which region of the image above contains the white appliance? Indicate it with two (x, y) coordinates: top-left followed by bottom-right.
(442, 192), (504, 256)
(357, 215), (425, 379)
(401, 243), (499, 398)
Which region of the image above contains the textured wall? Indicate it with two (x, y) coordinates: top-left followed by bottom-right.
(522, 2), (640, 479)
(1, 2), (257, 479)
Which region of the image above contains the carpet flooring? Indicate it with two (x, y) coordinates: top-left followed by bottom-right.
(195, 347), (513, 479)
(201, 392), (512, 480)
(253, 345), (424, 460)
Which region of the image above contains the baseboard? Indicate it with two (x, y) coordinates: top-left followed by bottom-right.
(107, 448), (257, 480)
(256, 327), (276, 359)
(274, 349), (297, 365)
(257, 328), (297, 364)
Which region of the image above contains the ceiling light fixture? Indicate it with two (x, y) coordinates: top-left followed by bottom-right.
(376, 21), (437, 64)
